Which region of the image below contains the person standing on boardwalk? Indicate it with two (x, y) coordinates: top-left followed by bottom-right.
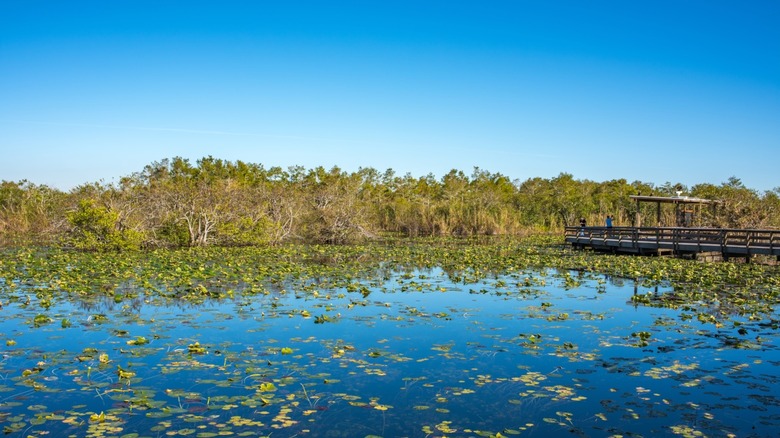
(605, 215), (613, 228)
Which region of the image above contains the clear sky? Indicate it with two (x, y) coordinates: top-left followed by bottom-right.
(1, 1), (778, 191)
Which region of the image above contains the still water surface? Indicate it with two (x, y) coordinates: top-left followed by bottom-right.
(1, 268), (778, 437)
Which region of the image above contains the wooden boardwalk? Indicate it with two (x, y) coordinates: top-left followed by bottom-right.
(565, 226), (780, 261)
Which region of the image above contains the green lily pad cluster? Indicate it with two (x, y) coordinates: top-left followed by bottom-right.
(0, 237), (778, 437)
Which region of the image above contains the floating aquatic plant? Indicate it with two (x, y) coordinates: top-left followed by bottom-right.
(0, 239), (778, 436)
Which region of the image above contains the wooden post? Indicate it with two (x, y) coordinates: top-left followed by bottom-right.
(656, 201), (661, 227)
(675, 201), (680, 227)
(635, 198), (641, 227)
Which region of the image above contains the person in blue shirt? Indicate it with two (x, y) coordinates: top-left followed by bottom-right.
(605, 215), (613, 228)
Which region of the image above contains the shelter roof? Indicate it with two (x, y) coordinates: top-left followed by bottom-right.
(629, 195), (721, 205)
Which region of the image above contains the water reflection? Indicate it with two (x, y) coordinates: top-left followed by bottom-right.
(0, 268), (778, 437)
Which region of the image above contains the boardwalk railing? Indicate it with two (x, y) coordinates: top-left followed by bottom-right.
(564, 226), (780, 258)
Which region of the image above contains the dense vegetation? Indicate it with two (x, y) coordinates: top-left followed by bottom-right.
(2, 236), (778, 324)
(1, 156), (778, 249)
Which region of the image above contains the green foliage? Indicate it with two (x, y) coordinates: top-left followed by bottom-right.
(3, 158), (779, 249)
(217, 216), (272, 246)
(691, 177), (780, 228)
(65, 199), (143, 251)
(0, 180), (66, 244)
(156, 218), (190, 247)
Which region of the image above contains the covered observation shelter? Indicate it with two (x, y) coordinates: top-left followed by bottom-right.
(630, 194), (720, 228)
(567, 195), (779, 262)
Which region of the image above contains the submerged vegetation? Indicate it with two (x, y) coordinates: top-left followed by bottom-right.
(1, 156), (779, 249)
(1, 237), (779, 436)
(1, 236), (777, 322)
(1, 158), (779, 436)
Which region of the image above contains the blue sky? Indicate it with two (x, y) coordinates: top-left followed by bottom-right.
(1, 1), (778, 191)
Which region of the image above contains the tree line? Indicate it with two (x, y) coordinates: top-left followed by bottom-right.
(1, 156), (778, 250)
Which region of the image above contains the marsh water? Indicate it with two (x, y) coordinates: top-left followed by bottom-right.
(1, 265), (779, 437)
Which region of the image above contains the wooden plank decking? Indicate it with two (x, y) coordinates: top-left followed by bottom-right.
(564, 226), (780, 261)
